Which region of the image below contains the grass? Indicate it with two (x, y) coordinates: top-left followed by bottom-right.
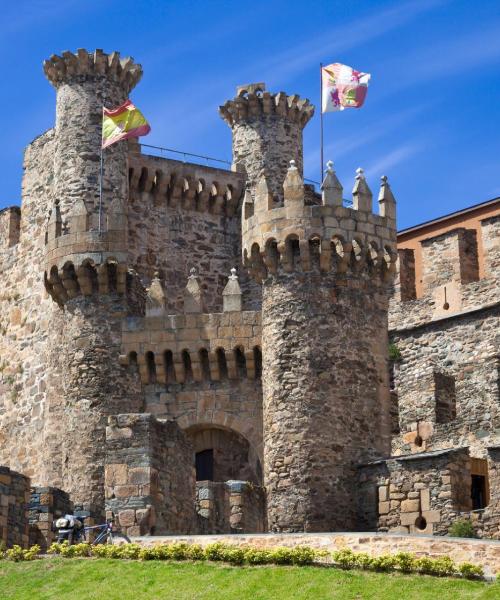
(0, 559), (499, 600)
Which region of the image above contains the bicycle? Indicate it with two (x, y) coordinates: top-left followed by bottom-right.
(56, 515), (130, 545)
(80, 519), (131, 545)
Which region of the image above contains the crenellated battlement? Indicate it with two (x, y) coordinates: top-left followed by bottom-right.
(128, 151), (245, 216)
(44, 258), (130, 306)
(242, 161), (397, 282)
(43, 48), (142, 92)
(44, 193), (128, 267)
(0, 206), (21, 250)
(219, 83), (314, 128)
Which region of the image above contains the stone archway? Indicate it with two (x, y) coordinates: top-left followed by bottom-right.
(185, 424), (262, 485)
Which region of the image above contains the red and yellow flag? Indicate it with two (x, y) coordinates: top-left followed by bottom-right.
(102, 99), (151, 148)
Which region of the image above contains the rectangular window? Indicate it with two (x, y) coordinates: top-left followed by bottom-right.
(195, 449), (214, 481)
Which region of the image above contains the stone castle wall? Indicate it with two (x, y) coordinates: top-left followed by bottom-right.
(389, 216), (499, 458)
(0, 467), (30, 548)
(105, 414), (196, 536)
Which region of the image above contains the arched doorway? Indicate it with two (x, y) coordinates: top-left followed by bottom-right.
(186, 425), (262, 485)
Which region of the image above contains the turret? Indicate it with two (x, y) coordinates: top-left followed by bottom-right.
(219, 83), (314, 201)
(43, 49), (141, 304)
(40, 50), (143, 519)
(242, 160), (397, 532)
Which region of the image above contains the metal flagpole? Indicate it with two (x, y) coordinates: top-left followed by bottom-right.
(320, 62), (324, 181)
(98, 105), (105, 234)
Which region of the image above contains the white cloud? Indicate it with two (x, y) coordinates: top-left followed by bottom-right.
(251, 0), (449, 86)
(303, 103), (429, 175)
(364, 143), (422, 179)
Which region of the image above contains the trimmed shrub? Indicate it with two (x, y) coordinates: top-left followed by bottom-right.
(332, 548), (358, 569)
(394, 552), (416, 573)
(5, 545), (40, 562)
(458, 562), (484, 580)
(448, 519), (477, 539)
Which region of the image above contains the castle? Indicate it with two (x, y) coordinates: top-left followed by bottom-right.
(0, 49), (498, 547)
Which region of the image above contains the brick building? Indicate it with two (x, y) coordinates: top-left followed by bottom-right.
(0, 49), (498, 544)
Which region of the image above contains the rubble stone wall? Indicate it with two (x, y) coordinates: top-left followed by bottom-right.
(105, 414), (196, 537)
(0, 467), (30, 548)
(28, 486), (72, 550)
(196, 480), (265, 534)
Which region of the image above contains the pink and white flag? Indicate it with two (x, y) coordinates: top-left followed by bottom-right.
(321, 63), (371, 113)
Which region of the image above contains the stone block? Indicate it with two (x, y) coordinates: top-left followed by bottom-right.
(118, 510), (136, 527)
(422, 509), (441, 524)
(378, 502), (390, 515)
(420, 489), (431, 512)
(401, 499), (420, 513)
(105, 464), (128, 486)
(400, 511), (420, 526)
(378, 486), (388, 502)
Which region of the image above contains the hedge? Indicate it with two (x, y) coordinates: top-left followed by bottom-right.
(0, 541), (486, 580)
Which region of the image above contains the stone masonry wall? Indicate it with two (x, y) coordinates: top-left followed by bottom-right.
(105, 414), (196, 536)
(121, 310), (263, 465)
(0, 467), (30, 548)
(0, 130), (56, 484)
(196, 480), (265, 534)
(127, 151), (260, 312)
(28, 486), (72, 550)
(359, 448), (472, 536)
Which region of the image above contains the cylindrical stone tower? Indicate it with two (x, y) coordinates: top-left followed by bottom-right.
(42, 49), (143, 518)
(240, 154), (398, 529)
(219, 83), (314, 201)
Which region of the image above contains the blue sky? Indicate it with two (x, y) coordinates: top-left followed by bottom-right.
(2, 0), (500, 229)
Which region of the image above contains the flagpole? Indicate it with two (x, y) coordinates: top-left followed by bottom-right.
(98, 105), (105, 235)
(320, 62), (324, 181)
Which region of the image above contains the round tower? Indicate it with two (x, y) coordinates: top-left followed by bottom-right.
(42, 50), (143, 518)
(241, 158), (398, 532)
(219, 83), (314, 201)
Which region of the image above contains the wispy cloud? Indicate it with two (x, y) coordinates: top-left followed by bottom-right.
(303, 103), (429, 175)
(249, 0), (448, 86)
(380, 20), (500, 93)
(364, 142), (423, 179)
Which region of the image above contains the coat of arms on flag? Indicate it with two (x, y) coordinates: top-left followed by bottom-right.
(321, 63), (371, 113)
(102, 99), (151, 148)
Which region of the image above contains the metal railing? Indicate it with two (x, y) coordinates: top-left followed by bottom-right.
(139, 144), (353, 206)
(140, 143), (231, 168)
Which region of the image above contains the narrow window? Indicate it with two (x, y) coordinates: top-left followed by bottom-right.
(182, 350), (193, 382)
(145, 351), (156, 384)
(199, 348), (211, 380)
(129, 351), (138, 371)
(253, 346), (262, 379)
(471, 475), (488, 509)
(216, 348), (228, 379)
(195, 449), (214, 481)
(234, 347), (247, 378)
(164, 350), (176, 383)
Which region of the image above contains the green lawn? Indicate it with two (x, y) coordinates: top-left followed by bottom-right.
(0, 559), (498, 600)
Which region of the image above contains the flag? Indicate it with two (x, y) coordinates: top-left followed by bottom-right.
(321, 63), (371, 113)
(102, 99), (151, 148)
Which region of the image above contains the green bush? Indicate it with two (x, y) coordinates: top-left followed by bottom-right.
(448, 519), (477, 539)
(59, 543), (91, 558)
(458, 562), (484, 580)
(369, 554), (398, 572)
(332, 548), (358, 569)
(245, 548), (272, 565)
(388, 343), (402, 362)
(4, 540), (487, 582)
(394, 552), (416, 573)
(4, 545), (40, 562)
(204, 542), (228, 562)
